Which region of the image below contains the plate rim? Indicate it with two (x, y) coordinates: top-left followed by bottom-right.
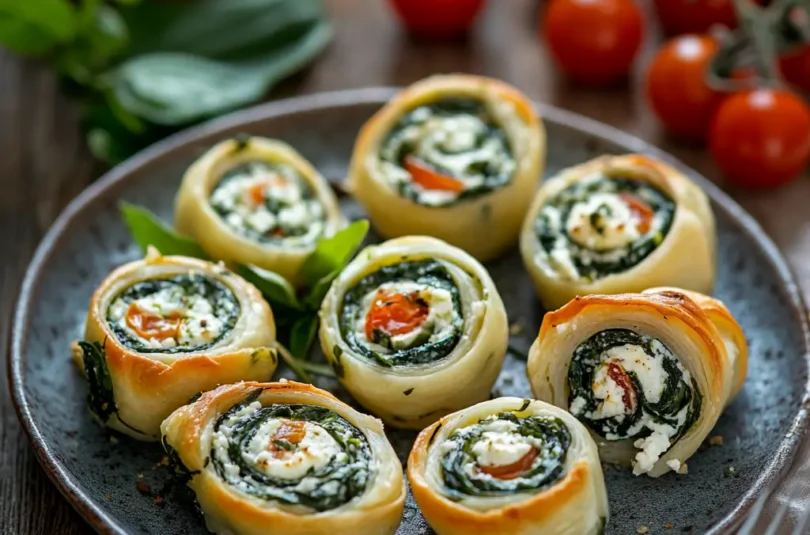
(8, 87), (810, 535)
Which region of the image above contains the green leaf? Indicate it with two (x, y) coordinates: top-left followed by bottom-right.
(300, 220), (369, 307)
(0, 0), (77, 57)
(108, 20), (332, 125)
(121, 0), (326, 60)
(78, 340), (116, 423)
(298, 361), (335, 378)
(55, 4), (129, 86)
(120, 202), (209, 258)
(289, 314), (319, 359)
(236, 265), (302, 311)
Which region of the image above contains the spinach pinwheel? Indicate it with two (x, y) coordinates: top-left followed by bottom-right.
(347, 74), (545, 261)
(408, 397), (608, 535)
(520, 154), (716, 310)
(71, 249), (277, 440)
(527, 288), (747, 477)
(175, 136), (344, 285)
(319, 236), (508, 429)
(161, 381), (405, 535)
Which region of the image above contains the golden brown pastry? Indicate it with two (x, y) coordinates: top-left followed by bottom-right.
(527, 288), (747, 477)
(175, 136), (344, 285)
(347, 74), (545, 261)
(161, 381), (406, 535)
(408, 397), (608, 535)
(319, 236), (508, 429)
(72, 249), (277, 440)
(520, 154), (716, 310)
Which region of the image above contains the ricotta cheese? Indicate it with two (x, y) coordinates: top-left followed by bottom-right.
(209, 161), (324, 245)
(108, 285), (226, 349)
(244, 418), (341, 480)
(565, 192), (641, 251)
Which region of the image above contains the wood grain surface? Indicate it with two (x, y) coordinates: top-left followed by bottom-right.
(2, 1), (808, 534)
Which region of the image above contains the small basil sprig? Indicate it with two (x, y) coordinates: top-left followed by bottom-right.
(119, 202), (367, 380)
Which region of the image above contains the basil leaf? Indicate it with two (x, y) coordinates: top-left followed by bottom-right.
(55, 4), (129, 86)
(0, 0), (77, 57)
(120, 202), (209, 259)
(108, 20), (331, 125)
(236, 265), (302, 311)
(122, 0), (326, 60)
(301, 220), (369, 308)
(289, 314), (319, 359)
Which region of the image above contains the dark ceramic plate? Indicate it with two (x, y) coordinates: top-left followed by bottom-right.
(10, 88), (810, 535)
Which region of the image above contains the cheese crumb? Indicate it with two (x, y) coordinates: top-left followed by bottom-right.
(633, 432), (671, 475)
(637, 527), (649, 534)
(666, 459), (681, 473)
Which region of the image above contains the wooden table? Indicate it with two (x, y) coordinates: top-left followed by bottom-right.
(2, 0), (808, 533)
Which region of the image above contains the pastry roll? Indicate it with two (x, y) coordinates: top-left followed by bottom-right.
(319, 236), (508, 429)
(520, 154), (715, 310)
(161, 381), (405, 535)
(526, 288), (747, 477)
(347, 74), (545, 261)
(175, 136), (344, 284)
(408, 397), (608, 535)
(72, 250), (277, 440)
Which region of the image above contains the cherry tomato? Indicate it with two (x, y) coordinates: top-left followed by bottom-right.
(365, 291), (429, 340)
(780, 45), (810, 93)
(389, 0), (485, 38)
(709, 89), (810, 188)
(654, 0), (745, 36)
(646, 35), (725, 141)
(479, 448), (539, 480)
(543, 0), (644, 86)
(404, 156), (465, 192)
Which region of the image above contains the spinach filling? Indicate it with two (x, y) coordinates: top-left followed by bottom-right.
(106, 273), (239, 354)
(567, 329), (702, 442)
(210, 389), (371, 512)
(338, 260), (463, 367)
(379, 97), (515, 205)
(535, 175), (676, 281)
(440, 411), (570, 498)
(209, 160), (325, 245)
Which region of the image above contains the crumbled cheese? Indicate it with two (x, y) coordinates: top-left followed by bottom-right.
(565, 192), (641, 251)
(604, 343), (668, 403)
(666, 459), (681, 473)
(471, 430), (533, 467)
(633, 432), (671, 475)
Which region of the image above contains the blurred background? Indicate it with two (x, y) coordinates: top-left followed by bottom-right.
(1, 0), (809, 532)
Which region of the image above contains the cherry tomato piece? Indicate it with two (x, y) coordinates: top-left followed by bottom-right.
(653, 0), (741, 36)
(389, 0), (485, 38)
(478, 448), (539, 480)
(543, 0), (644, 86)
(646, 35), (725, 141)
(365, 290), (429, 340)
(125, 303), (182, 341)
(405, 156), (466, 192)
(709, 89), (810, 188)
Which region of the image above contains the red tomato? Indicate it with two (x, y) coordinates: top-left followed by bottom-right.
(780, 45), (810, 93)
(389, 0), (485, 38)
(646, 35), (725, 140)
(709, 89), (810, 188)
(654, 0), (742, 36)
(543, 0), (644, 86)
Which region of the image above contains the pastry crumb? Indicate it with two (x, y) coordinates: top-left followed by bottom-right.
(104, 493), (111, 501)
(678, 462), (688, 474)
(509, 322), (523, 335)
(664, 523), (674, 529)
(109, 435), (119, 444)
(637, 526), (649, 534)
(709, 435), (724, 446)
